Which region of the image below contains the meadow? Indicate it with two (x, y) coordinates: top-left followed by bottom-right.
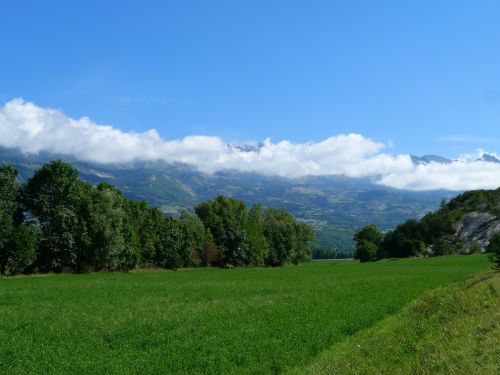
(0, 255), (491, 374)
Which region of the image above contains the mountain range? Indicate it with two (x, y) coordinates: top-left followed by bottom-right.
(0, 147), (482, 254)
(410, 153), (500, 164)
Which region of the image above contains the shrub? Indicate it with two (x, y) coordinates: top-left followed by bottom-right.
(487, 232), (500, 270)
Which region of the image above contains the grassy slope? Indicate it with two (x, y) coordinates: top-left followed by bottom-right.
(0, 255), (491, 374)
(297, 271), (500, 375)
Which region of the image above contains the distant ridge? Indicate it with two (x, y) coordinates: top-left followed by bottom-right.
(478, 153), (500, 163)
(410, 154), (452, 165)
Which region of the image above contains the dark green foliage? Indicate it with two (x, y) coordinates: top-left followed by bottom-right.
(0, 165), (20, 274)
(6, 224), (39, 275)
(88, 183), (127, 271)
(364, 188), (500, 260)
(419, 206), (455, 244)
(199, 229), (219, 266)
(447, 188), (500, 217)
(487, 232), (500, 270)
(263, 208), (297, 266)
(22, 161), (88, 272)
(431, 237), (454, 256)
(354, 224), (382, 262)
(0, 161), (313, 275)
(195, 196), (251, 266)
(312, 246), (336, 259)
(354, 224), (383, 246)
(244, 204), (271, 266)
(382, 219), (425, 258)
(291, 221), (315, 264)
(0, 165), (38, 275)
(179, 211), (207, 267)
(355, 241), (378, 262)
(155, 218), (185, 269)
(196, 197), (314, 267)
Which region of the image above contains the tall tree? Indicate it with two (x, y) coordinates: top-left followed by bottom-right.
(179, 210), (206, 266)
(0, 165), (21, 274)
(244, 204), (270, 266)
(22, 161), (90, 272)
(155, 218), (184, 269)
(354, 224), (382, 262)
(263, 208), (295, 266)
(291, 221), (315, 264)
(195, 196), (250, 266)
(487, 232), (500, 270)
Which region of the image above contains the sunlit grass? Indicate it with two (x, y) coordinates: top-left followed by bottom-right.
(0, 255), (490, 374)
(297, 270), (499, 375)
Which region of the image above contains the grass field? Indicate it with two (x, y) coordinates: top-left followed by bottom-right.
(298, 271), (500, 375)
(0, 255), (492, 374)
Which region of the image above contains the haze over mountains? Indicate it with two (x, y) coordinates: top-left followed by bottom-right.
(2, 99), (500, 192)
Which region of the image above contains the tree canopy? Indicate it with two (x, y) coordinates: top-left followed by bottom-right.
(0, 161), (314, 275)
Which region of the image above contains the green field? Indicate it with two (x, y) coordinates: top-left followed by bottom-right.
(298, 271), (499, 375)
(0, 255), (491, 374)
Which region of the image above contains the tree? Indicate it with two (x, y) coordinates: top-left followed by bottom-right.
(6, 224), (39, 275)
(202, 229), (219, 266)
(263, 208), (295, 266)
(0, 165), (20, 274)
(179, 210), (206, 267)
(432, 237), (454, 256)
(0, 165), (37, 274)
(155, 218), (184, 269)
(244, 204), (270, 266)
(487, 232), (500, 270)
(354, 224), (383, 246)
(22, 161), (90, 272)
(354, 224), (382, 262)
(291, 221), (314, 264)
(85, 183), (127, 271)
(195, 196), (250, 266)
(140, 207), (164, 266)
(312, 246), (336, 259)
(381, 220), (424, 258)
(355, 241), (378, 263)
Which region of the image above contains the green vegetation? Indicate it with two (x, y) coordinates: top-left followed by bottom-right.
(487, 232), (500, 270)
(0, 255), (491, 374)
(354, 189), (500, 262)
(0, 161), (313, 275)
(298, 271), (500, 375)
(0, 147), (448, 255)
(353, 224), (382, 262)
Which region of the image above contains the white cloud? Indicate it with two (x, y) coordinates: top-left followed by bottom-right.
(378, 161), (500, 191)
(1, 98), (500, 191)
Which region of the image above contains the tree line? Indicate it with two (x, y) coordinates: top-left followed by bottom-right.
(0, 161), (314, 275)
(354, 190), (500, 266)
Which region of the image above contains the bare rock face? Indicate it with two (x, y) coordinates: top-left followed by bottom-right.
(454, 212), (500, 252)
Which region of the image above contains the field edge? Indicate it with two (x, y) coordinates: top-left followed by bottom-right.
(290, 270), (500, 375)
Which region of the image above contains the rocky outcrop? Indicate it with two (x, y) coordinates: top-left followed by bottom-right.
(453, 212), (500, 252)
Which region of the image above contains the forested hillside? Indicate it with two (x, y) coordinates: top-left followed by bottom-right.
(353, 188), (500, 262)
(0, 161), (313, 275)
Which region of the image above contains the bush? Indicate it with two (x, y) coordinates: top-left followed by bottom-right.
(487, 232), (500, 270)
(355, 241), (378, 263)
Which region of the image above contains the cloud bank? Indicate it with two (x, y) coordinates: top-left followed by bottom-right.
(1, 98), (500, 191)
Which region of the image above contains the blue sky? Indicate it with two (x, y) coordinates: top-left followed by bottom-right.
(1, 0), (500, 157)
